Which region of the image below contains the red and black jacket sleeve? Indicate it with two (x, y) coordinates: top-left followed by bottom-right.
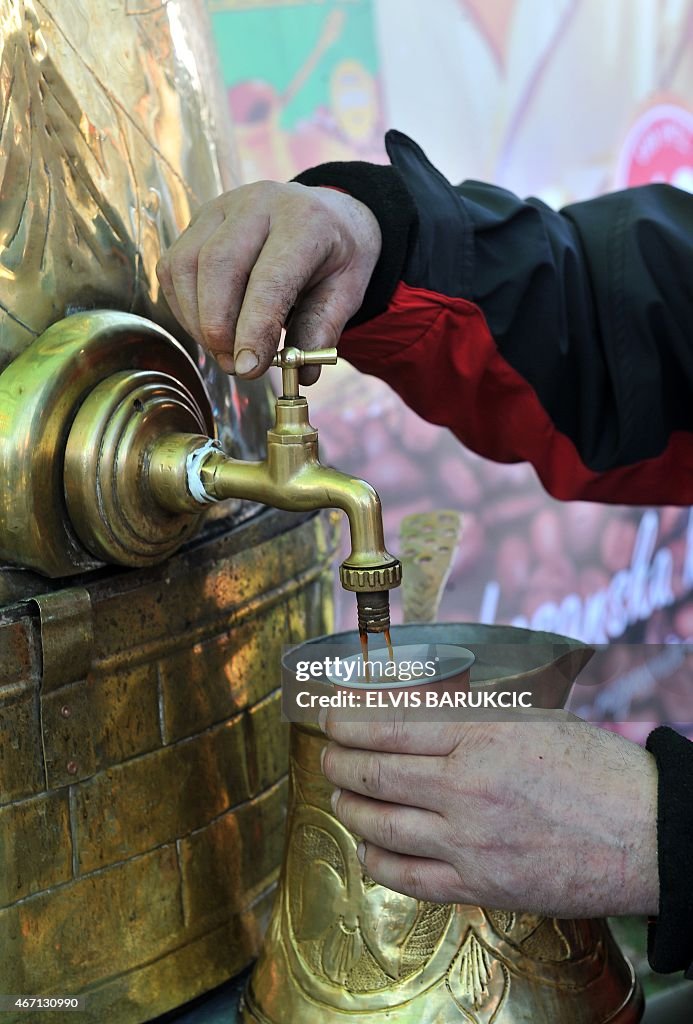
(295, 129), (693, 506)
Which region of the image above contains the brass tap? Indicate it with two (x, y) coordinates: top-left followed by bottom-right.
(147, 347), (402, 633)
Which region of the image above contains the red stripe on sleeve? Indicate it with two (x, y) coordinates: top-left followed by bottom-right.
(339, 282), (693, 505)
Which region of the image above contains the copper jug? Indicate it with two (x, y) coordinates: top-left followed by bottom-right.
(242, 623), (643, 1024)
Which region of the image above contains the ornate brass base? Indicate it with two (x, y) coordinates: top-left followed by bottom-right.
(0, 310), (215, 577)
(241, 625), (644, 1024)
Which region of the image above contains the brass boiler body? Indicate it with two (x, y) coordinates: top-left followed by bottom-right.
(0, 3), (334, 1021)
(242, 625), (644, 1024)
(1, 507), (339, 1022)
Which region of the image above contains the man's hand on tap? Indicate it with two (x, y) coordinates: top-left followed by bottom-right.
(156, 182), (381, 383)
(319, 708), (660, 918)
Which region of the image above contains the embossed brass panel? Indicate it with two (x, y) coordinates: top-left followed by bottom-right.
(0, 0), (272, 482)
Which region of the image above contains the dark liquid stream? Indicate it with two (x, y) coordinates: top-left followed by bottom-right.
(359, 631), (371, 682)
(359, 628), (397, 683)
(384, 628), (395, 663)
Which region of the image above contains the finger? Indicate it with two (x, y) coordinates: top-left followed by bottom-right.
(358, 843), (465, 904)
(285, 278), (359, 385)
(323, 707), (462, 757)
(196, 213), (270, 369)
(282, 306), (320, 385)
(332, 788), (447, 861)
(156, 256), (188, 337)
(164, 207), (226, 345)
(232, 232), (315, 376)
(321, 743), (446, 810)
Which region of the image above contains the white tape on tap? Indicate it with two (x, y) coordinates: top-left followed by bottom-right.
(185, 438), (222, 505)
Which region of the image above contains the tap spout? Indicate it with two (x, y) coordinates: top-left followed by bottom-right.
(201, 457), (402, 633)
(203, 459), (391, 566)
(147, 430), (402, 633)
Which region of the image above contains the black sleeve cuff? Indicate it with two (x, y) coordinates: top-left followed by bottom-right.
(645, 725), (693, 976)
(293, 161), (418, 325)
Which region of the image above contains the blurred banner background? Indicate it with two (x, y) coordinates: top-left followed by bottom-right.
(206, 0), (693, 738)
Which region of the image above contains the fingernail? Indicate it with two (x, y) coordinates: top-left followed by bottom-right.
(235, 349), (259, 375)
(356, 842), (366, 864)
(320, 745), (326, 771)
(330, 788), (341, 814)
(213, 351), (235, 374)
(318, 708), (328, 734)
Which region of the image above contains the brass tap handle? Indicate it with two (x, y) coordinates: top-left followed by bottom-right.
(272, 346), (338, 367)
(272, 346), (338, 398)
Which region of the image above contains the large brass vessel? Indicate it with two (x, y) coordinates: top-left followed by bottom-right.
(0, 3), (341, 1021)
